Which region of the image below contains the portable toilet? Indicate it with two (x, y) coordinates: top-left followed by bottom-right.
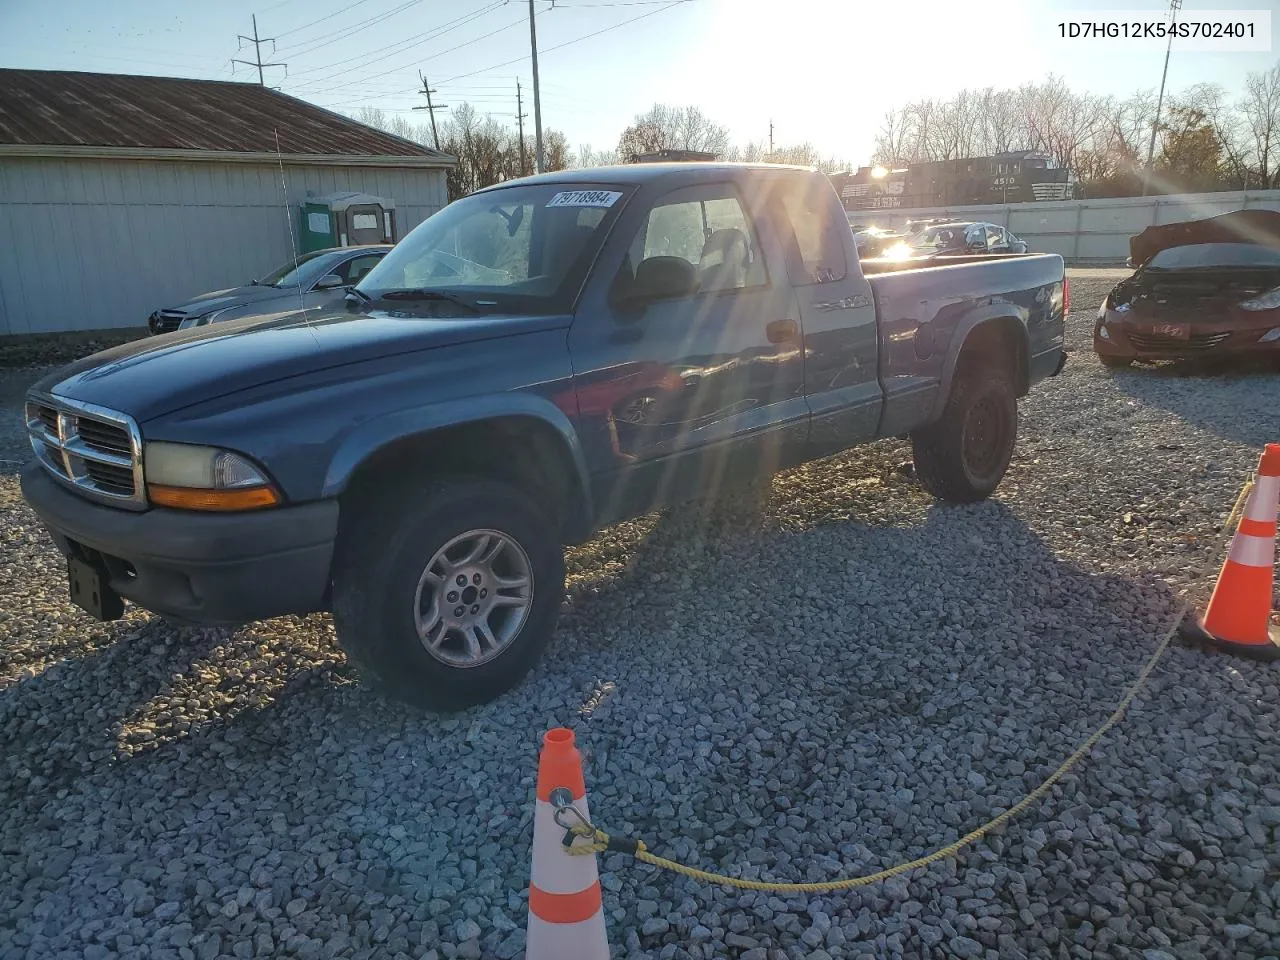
(299, 191), (398, 251)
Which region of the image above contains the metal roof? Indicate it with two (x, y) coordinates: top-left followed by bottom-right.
(0, 69), (452, 164)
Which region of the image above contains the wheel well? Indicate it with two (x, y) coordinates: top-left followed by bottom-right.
(337, 417), (589, 545)
(957, 317), (1028, 396)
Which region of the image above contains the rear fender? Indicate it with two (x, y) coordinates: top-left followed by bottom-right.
(928, 305), (1030, 422)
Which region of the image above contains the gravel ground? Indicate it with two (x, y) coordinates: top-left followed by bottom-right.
(2, 276), (1279, 960)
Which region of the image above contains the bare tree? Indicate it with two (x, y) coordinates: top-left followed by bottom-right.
(1240, 62), (1280, 188)
(872, 108), (915, 166)
(352, 106), (423, 144)
(616, 103), (730, 161)
(1182, 83), (1251, 187)
(575, 143), (619, 167)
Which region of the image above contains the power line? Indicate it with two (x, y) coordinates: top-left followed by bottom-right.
(232, 16), (287, 86)
(275, 0), (432, 56)
(290, 14), (527, 96)
(550, 0), (697, 5)
(272, 0), (381, 40)
(438, 0), (684, 85)
(286, 3), (513, 90)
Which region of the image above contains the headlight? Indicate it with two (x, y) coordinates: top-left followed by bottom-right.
(1260, 327), (1280, 342)
(143, 441), (281, 511)
(1241, 286), (1280, 311)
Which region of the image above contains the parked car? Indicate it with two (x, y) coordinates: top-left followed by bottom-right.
(851, 225), (905, 259)
(881, 221), (1029, 259)
(1094, 209), (1280, 367)
(146, 245), (392, 334)
(21, 163), (1066, 710)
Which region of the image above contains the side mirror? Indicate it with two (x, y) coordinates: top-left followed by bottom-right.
(314, 274), (346, 290)
(616, 257), (698, 309)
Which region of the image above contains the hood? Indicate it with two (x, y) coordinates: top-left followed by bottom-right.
(163, 284), (294, 316)
(1129, 209), (1280, 267)
(33, 306), (570, 421)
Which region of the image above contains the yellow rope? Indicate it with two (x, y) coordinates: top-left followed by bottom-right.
(564, 478), (1254, 893)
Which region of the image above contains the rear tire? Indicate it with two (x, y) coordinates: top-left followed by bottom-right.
(332, 477), (565, 710)
(910, 370), (1017, 503)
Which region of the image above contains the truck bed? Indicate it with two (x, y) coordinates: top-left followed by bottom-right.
(863, 252), (1067, 438)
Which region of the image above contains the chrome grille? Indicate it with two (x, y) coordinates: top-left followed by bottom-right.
(149, 310), (185, 334)
(1126, 332), (1232, 353)
(25, 395), (147, 509)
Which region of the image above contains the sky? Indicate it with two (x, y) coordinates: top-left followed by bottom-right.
(1, 0), (1276, 166)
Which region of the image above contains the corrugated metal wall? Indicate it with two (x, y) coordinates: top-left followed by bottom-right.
(0, 156), (449, 335)
(853, 189), (1280, 264)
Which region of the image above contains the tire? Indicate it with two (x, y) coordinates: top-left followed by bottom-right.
(910, 370), (1017, 503)
(331, 477), (565, 710)
(1098, 354), (1132, 368)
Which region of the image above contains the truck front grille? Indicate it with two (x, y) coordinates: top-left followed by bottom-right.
(25, 396), (147, 510)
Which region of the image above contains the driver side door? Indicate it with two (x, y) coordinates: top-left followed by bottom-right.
(568, 180), (809, 523)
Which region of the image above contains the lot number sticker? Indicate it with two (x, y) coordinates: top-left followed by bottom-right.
(546, 190), (622, 208)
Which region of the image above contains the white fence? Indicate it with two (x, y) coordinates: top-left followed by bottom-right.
(850, 189), (1280, 264)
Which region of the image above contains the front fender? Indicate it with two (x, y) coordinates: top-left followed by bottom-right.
(929, 304), (1030, 422)
(320, 392), (593, 519)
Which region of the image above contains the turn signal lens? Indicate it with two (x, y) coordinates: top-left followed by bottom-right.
(143, 441), (281, 511)
(147, 484), (281, 511)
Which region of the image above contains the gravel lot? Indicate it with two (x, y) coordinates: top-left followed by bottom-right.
(2, 275), (1279, 960)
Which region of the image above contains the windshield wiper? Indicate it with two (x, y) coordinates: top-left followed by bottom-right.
(376, 288), (481, 313)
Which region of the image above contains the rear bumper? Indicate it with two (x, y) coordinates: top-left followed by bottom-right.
(20, 461), (338, 624)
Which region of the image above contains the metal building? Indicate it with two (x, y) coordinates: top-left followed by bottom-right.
(0, 69), (455, 336)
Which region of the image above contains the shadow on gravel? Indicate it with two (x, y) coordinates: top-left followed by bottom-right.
(5, 462), (1274, 959)
(1108, 355), (1280, 446)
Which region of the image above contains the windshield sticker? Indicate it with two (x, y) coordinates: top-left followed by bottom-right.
(546, 190), (622, 208)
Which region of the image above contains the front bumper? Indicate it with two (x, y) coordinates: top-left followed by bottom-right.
(20, 461), (339, 624)
(1094, 316), (1280, 361)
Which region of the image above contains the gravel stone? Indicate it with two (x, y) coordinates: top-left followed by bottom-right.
(2, 279), (1278, 958)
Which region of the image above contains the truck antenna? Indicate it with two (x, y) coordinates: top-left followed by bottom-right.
(273, 128), (319, 345)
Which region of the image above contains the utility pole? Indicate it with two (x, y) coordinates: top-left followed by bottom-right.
(1142, 0), (1182, 196)
(769, 120), (774, 157)
(516, 79), (529, 176)
(413, 72), (448, 151)
(528, 0), (545, 173)
(233, 15), (285, 86)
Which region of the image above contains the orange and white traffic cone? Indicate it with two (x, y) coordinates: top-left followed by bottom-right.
(526, 727), (611, 960)
(1180, 443), (1280, 661)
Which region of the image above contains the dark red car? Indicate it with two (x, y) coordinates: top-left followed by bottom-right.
(1094, 209), (1280, 366)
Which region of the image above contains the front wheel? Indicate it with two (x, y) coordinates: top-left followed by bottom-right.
(910, 371), (1017, 503)
(332, 478), (565, 710)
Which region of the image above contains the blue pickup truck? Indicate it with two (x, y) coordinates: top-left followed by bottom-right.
(20, 163), (1066, 708)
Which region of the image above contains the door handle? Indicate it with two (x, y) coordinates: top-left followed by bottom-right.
(766, 319), (797, 343)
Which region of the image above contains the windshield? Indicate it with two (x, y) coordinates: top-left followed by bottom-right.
(1147, 242), (1280, 269)
(914, 225), (967, 248)
(356, 183), (631, 312)
(256, 249), (341, 288)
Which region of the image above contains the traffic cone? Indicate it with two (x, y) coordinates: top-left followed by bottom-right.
(1180, 443), (1280, 661)
(526, 727), (610, 960)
